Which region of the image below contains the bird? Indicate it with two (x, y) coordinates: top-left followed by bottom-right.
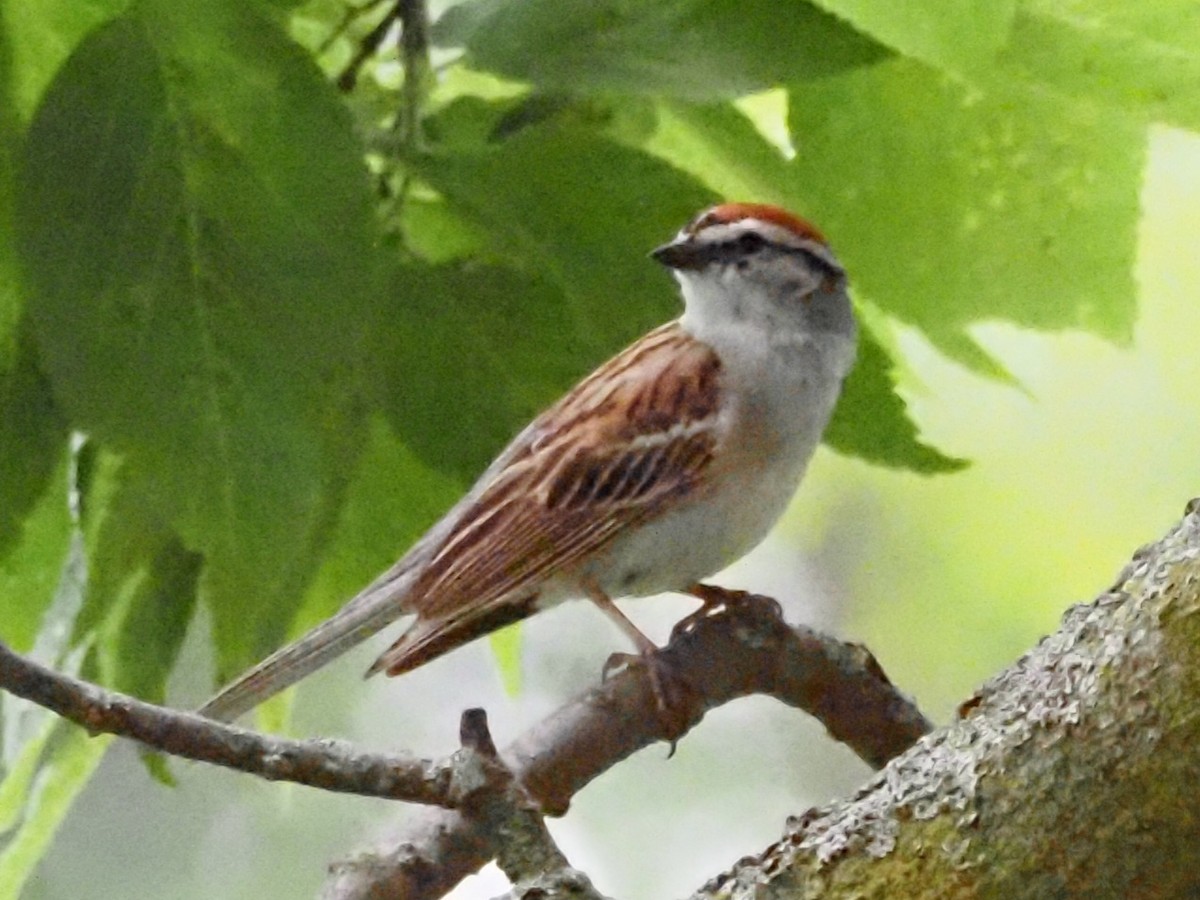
(199, 202), (857, 722)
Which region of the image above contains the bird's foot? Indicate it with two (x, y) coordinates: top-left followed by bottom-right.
(673, 583), (784, 642)
(603, 649), (696, 751)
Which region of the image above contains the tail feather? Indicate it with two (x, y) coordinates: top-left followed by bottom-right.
(198, 578), (409, 723)
(368, 593), (538, 678)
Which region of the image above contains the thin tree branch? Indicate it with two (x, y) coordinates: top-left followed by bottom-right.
(323, 591), (931, 899)
(335, 0), (399, 92)
(455, 709), (604, 898)
(319, 0), (391, 57)
(0, 644), (459, 805)
(395, 0), (431, 148)
(0, 590), (928, 899)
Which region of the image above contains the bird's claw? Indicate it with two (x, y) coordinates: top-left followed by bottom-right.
(602, 649), (695, 750)
(672, 585), (784, 642)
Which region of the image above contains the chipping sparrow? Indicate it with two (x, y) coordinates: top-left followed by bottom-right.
(200, 202), (857, 722)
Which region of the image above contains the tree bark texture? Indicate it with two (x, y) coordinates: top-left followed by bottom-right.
(696, 500), (1200, 900)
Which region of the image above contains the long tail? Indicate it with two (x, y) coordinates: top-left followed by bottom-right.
(197, 573), (412, 723)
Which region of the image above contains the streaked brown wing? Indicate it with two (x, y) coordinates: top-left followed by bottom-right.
(406, 321), (723, 621)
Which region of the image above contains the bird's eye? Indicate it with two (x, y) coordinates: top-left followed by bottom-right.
(737, 232), (767, 252)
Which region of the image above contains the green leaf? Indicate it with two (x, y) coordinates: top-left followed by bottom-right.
(635, 99), (793, 203)
(811, 0), (1016, 74)
(73, 452), (181, 655)
(0, 0), (129, 125)
(922, 328), (1020, 387)
(396, 196), (487, 263)
(489, 624), (522, 696)
(434, 0), (887, 101)
(994, 0), (1200, 133)
(373, 261), (593, 480)
(0, 35), (17, 343)
(67, 455), (198, 777)
(91, 535), (200, 781)
(0, 453), (70, 652)
(0, 710), (56, 834)
(84, 465), (201, 705)
(787, 59), (1143, 347)
(412, 111), (715, 354)
(16, 0), (378, 680)
(278, 417), (463, 728)
(0, 726), (111, 900)
(826, 323), (966, 472)
(292, 417), (461, 631)
(0, 325), (67, 570)
(0, 24), (66, 575)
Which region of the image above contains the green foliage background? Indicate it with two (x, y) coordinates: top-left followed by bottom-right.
(1, 0), (1198, 897)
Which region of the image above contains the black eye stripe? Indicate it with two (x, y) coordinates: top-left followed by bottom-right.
(697, 234), (775, 262)
(706, 235), (789, 262)
(687, 237), (841, 278)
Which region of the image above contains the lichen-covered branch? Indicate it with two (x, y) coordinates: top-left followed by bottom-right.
(697, 500), (1200, 899)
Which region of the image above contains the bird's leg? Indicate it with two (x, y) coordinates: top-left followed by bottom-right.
(580, 578), (693, 736)
(587, 589), (659, 659)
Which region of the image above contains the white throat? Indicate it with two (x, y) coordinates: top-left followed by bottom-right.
(674, 270), (856, 384)
(675, 269), (769, 335)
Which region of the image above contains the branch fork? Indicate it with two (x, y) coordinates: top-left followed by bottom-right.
(0, 587), (930, 899)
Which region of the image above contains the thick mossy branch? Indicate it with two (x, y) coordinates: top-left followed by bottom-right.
(699, 501), (1200, 900)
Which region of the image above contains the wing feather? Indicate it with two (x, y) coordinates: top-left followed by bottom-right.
(406, 321), (723, 621)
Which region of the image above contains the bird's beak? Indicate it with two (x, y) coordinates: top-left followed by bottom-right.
(651, 238), (707, 271)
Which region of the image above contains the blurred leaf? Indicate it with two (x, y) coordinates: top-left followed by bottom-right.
(91, 531), (200, 782)
(396, 197), (487, 263)
(434, 0), (887, 101)
(16, 0), (378, 680)
(0, 326), (65, 570)
(489, 624), (522, 696)
(0, 710), (55, 834)
(373, 261), (592, 480)
(994, 0), (1200, 133)
(429, 61), (529, 108)
(0, 0), (128, 124)
(137, 750), (176, 787)
(0, 727), (111, 900)
(412, 110), (715, 353)
(410, 104), (963, 475)
(91, 516), (202, 703)
(421, 90), (520, 149)
(923, 328), (1020, 386)
(812, 0), (1016, 73)
(0, 20), (17, 343)
(0, 18), (66, 575)
(634, 100), (1024, 393)
(73, 453), (173, 648)
(278, 417), (463, 729)
(0, 453), (70, 653)
(826, 323), (966, 472)
(787, 59), (1143, 346)
(292, 417), (461, 630)
(634, 99), (792, 203)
